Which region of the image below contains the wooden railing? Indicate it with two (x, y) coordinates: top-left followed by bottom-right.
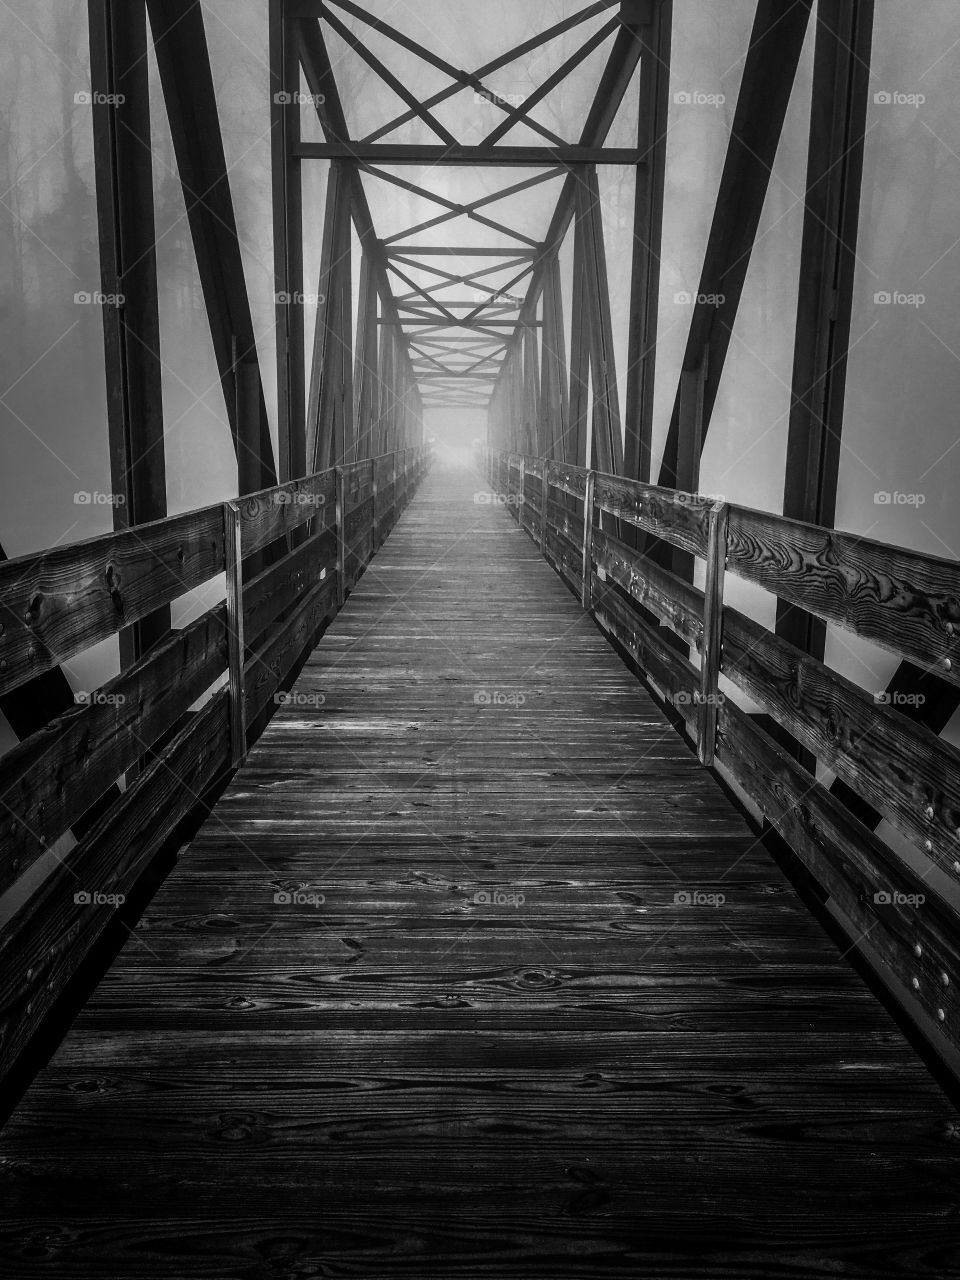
(0, 445), (430, 1081)
(484, 446), (960, 1063)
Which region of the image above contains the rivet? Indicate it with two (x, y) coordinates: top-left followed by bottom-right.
(942, 972), (950, 987)
(925, 805), (936, 820)
(23, 612), (31, 625)
(946, 658), (953, 672)
(0, 659), (7, 672)
(915, 943), (923, 958)
(938, 1008), (946, 1022)
(947, 623), (956, 636)
(925, 840), (934, 852)
(912, 976), (921, 990)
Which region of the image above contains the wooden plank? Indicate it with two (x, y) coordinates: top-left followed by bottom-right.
(236, 471), (336, 557)
(716, 699), (960, 1048)
(725, 506), (960, 686)
(722, 603), (960, 884)
(243, 528), (337, 649)
(594, 473), (711, 558)
(592, 583), (699, 722)
(244, 577), (338, 723)
(592, 526), (703, 649)
(0, 507), (224, 698)
(0, 606), (228, 896)
(0, 690), (230, 1079)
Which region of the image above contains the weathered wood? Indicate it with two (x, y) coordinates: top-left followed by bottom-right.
(3, 465), (957, 1275)
(726, 506), (960, 686)
(236, 470), (336, 557)
(592, 526), (703, 649)
(0, 506), (224, 699)
(244, 577), (338, 723)
(0, 606), (228, 896)
(592, 583), (699, 721)
(0, 690), (230, 1079)
(722, 603), (960, 885)
(593, 473), (711, 559)
(243, 528), (337, 648)
(716, 699), (960, 1047)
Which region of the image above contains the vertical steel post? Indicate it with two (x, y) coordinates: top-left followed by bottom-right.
(581, 470), (597, 611)
(699, 501), (729, 766)
(541, 459), (549, 553)
(224, 501), (246, 768)
(518, 456), (526, 529)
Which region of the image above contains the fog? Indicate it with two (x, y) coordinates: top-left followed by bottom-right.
(2, 0), (959, 778)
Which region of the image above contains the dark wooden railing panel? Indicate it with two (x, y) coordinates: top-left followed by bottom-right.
(0, 606), (228, 896)
(592, 583), (699, 722)
(592, 526), (704, 651)
(545, 459), (589, 499)
(237, 471), (336, 557)
(726, 506), (960, 687)
(0, 506), (224, 699)
(723, 605), (960, 881)
(244, 576), (338, 723)
(243, 528), (337, 650)
(0, 689), (231, 1079)
(717, 700), (960, 1041)
(593, 473), (711, 559)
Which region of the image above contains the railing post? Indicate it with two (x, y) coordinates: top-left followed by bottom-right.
(224, 500), (246, 769)
(581, 469), (597, 611)
(371, 459), (379, 550)
(336, 465), (346, 607)
(540, 459), (548, 552)
(699, 501), (729, 766)
(518, 456), (525, 529)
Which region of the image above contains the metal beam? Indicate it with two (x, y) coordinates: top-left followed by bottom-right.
(89, 0), (169, 665)
(294, 143), (644, 166)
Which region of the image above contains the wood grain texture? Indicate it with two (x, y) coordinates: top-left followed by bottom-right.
(1, 465), (957, 1279)
(726, 505), (960, 686)
(723, 603), (960, 883)
(0, 505), (223, 699)
(0, 606), (228, 893)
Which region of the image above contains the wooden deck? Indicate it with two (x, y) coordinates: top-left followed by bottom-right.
(2, 463), (958, 1278)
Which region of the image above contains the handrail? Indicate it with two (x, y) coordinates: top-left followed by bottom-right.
(0, 444), (431, 1083)
(483, 444), (960, 1066)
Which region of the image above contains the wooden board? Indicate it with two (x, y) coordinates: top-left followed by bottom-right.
(1, 465), (958, 1278)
